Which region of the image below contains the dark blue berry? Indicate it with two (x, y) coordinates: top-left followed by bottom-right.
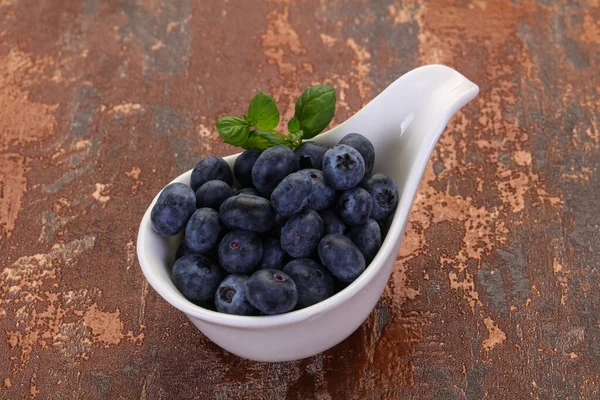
(322, 144), (365, 190)
(339, 133), (375, 175)
(184, 208), (223, 253)
(190, 156), (233, 191)
(297, 169), (336, 211)
(270, 172), (312, 217)
(283, 259), (335, 308)
(247, 269), (298, 314)
(195, 180), (233, 210)
(215, 275), (257, 316)
(359, 173), (399, 220)
(257, 238), (287, 270)
(294, 142), (328, 170)
(251, 145), (298, 195)
(234, 149), (262, 188)
(151, 182), (196, 236)
(218, 230), (263, 274)
(235, 187), (262, 197)
(281, 209), (323, 258)
(318, 210), (346, 235)
(220, 194), (275, 233)
(172, 254), (224, 302)
(318, 234), (365, 283)
(346, 218), (382, 263)
(336, 187), (373, 226)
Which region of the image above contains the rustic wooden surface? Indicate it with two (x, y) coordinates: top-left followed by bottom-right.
(1, 0), (599, 398)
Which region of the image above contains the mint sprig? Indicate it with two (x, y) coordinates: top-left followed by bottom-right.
(216, 86), (336, 150)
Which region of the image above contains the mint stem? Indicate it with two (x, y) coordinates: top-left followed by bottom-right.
(272, 129), (301, 146)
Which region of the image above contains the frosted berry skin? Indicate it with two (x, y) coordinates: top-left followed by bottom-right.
(151, 182), (196, 236)
(235, 187), (262, 197)
(219, 194), (275, 233)
(319, 210), (346, 235)
(257, 238), (287, 270)
(270, 172), (312, 217)
(346, 218), (382, 263)
(234, 149), (262, 188)
(218, 230), (263, 274)
(283, 259), (335, 309)
(195, 180), (233, 209)
(322, 144), (366, 190)
(251, 145), (298, 196)
(171, 254), (224, 302)
(359, 173), (399, 221)
(336, 187), (373, 226)
(280, 209), (323, 258)
(214, 274), (257, 316)
(297, 169), (336, 211)
(318, 234), (366, 283)
(184, 208), (224, 254)
(247, 269), (298, 315)
(339, 133), (375, 175)
(190, 156), (233, 191)
(294, 142), (328, 170)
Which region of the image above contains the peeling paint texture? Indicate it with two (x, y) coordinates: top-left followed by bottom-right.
(0, 0), (599, 399)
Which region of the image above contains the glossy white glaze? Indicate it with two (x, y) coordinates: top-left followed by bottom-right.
(137, 65), (479, 361)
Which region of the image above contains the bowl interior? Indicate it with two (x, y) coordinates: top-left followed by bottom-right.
(137, 140), (405, 328)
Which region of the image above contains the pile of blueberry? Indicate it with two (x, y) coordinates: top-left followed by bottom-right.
(150, 133), (399, 316)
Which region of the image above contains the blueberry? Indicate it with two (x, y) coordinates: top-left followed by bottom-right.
(257, 237), (287, 270)
(360, 173), (399, 220)
(251, 145), (298, 195)
(235, 187), (262, 197)
(172, 253), (224, 302)
(297, 169), (336, 211)
(346, 218), (382, 263)
(339, 133), (375, 175)
(190, 156), (233, 191)
(151, 183), (197, 236)
(247, 269), (298, 314)
(215, 275), (257, 316)
(270, 172), (312, 217)
(281, 209), (323, 258)
(195, 180), (234, 210)
(184, 208), (223, 253)
(234, 149), (262, 188)
(318, 210), (346, 235)
(220, 194), (275, 233)
(283, 259), (335, 308)
(294, 142), (328, 170)
(218, 230), (263, 274)
(336, 187), (373, 226)
(322, 144), (365, 190)
(318, 234), (365, 283)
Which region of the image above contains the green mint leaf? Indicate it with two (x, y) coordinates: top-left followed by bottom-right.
(216, 116), (251, 147)
(243, 115), (253, 124)
(247, 92), (280, 131)
(287, 117), (300, 133)
(293, 85), (336, 139)
(245, 130), (291, 150)
(289, 130), (303, 141)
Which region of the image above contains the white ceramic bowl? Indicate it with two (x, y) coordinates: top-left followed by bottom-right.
(137, 65), (479, 362)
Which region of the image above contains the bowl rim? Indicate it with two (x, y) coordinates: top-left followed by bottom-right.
(136, 152), (406, 329)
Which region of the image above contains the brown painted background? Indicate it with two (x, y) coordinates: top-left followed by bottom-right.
(1, 0), (599, 399)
